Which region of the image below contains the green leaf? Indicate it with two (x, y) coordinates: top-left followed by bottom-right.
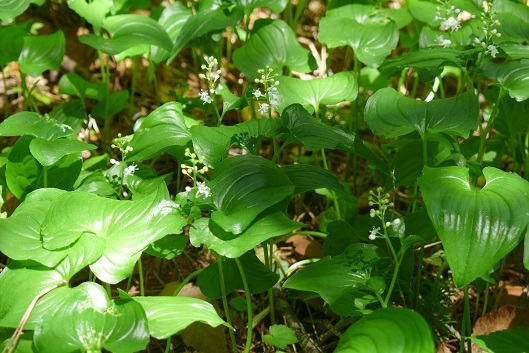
(391, 140), (439, 186)
(132, 296), (227, 339)
(216, 83), (248, 112)
(233, 19), (315, 80)
(283, 244), (388, 316)
(0, 23), (28, 65)
(6, 136), (82, 200)
(40, 185), (186, 283)
(33, 282), (149, 353)
(127, 102), (191, 161)
(237, 0), (288, 13)
(29, 138), (97, 166)
(0, 0), (32, 22)
(334, 307), (434, 353)
(0, 112), (73, 140)
(263, 325), (298, 349)
(209, 155), (295, 234)
(58, 72), (107, 101)
(79, 14), (172, 55)
(481, 59), (529, 102)
(67, 0), (112, 31)
(319, 4), (399, 67)
(48, 100), (87, 133)
(276, 72), (358, 115)
(145, 235), (187, 260)
(168, 6), (243, 63)
(495, 95), (529, 138)
(190, 210), (301, 258)
(418, 166), (529, 287)
(151, 2), (192, 64)
(380, 48), (470, 81)
(91, 90), (129, 120)
(323, 220), (359, 257)
(280, 104), (390, 175)
(473, 327), (529, 353)
(18, 31), (65, 77)
(197, 251), (279, 298)
(282, 164), (349, 198)
(365, 88), (479, 138)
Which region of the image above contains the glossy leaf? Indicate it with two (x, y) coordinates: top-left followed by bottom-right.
(40, 185), (186, 283)
(0, 112), (73, 140)
(91, 90), (129, 120)
(127, 102), (191, 162)
(68, 0), (112, 31)
(495, 95), (529, 138)
(0, 23), (28, 65)
(145, 235), (187, 260)
(29, 138), (97, 166)
(481, 59), (529, 102)
(79, 14), (172, 55)
(197, 251), (279, 298)
(391, 140), (439, 186)
(418, 166), (529, 287)
(280, 104), (390, 175)
(190, 210), (301, 258)
(237, 0), (288, 13)
(283, 244), (388, 316)
(319, 4), (398, 67)
(58, 72), (107, 101)
(471, 327), (529, 353)
(132, 296), (227, 339)
(0, 0), (32, 22)
(282, 164), (349, 198)
(276, 72), (358, 115)
(18, 31), (65, 77)
(33, 282), (149, 353)
(209, 155), (294, 234)
(168, 6), (243, 63)
(233, 19), (315, 80)
(151, 2), (192, 64)
(380, 48), (470, 81)
(365, 88), (479, 138)
(334, 307), (434, 353)
(6, 136), (82, 200)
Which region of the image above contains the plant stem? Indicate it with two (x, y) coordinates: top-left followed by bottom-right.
(321, 148), (341, 220)
(2, 65), (8, 119)
(234, 257), (253, 353)
(477, 87), (506, 164)
(138, 256), (145, 297)
(172, 268), (203, 296)
(216, 254), (238, 353)
(460, 286), (471, 353)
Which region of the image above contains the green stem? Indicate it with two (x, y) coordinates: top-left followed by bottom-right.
(266, 240), (276, 325)
(482, 282), (490, 317)
(293, 231), (328, 238)
(171, 268), (203, 296)
(477, 87), (506, 164)
(217, 254), (238, 353)
(42, 166), (48, 188)
(384, 243), (403, 306)
(138, 256), (145, 297)
(105, 282), (112, 298)
(321, 149), (341, 220)
(234, 257), (253, 353)
(460, 286), (471, 353)
(2, 65), (8, 119)
(414, 244), (424, 311)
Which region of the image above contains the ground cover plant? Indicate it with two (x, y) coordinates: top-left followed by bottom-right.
(1, 0), (529, 352)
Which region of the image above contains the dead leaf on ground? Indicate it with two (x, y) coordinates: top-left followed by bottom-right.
(287, 235), (322, 258)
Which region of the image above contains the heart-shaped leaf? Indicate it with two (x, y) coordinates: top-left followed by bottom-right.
(209, 155), (295, 234)
(418, 166), (529, 287)
(18, 30), (65, 77)
(68, 0), (112, 31)
(132, 296), (228, 339)
(365, 88), (479, 138)
(127, 102), (192, 162)
(0, 23), (28, 65)
(190, 210), (301, 258)
(79, 14), (172, 55)
(233, 19), (315, 80)
(29, 138), (96, 166)
(58, 72), (107, 101)
(282, 164), (350, 198)
(334, 307), (434, 353)
(276, 71), (358, 115)
(318, 4), (399, 67)
(481, 59), (529, 102)
(0, 0), (32, 23)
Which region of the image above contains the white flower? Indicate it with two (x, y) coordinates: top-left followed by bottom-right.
(110, 158), (120, 165)
(199, 89), (213, 104)
(487, 44), (498, 58)
(253, 89), (263, 99)
(124, 163), (139, 177)
(393, 218), (401, 226)
(435, 35), (452, 48)
(258, 103), (270, 116)
(441, 16), (461, 33)
(268, 89), (281, 109)
(185, 186), (192, 192)
(196, 181), (211, 197)
(368, 227), (380, 241)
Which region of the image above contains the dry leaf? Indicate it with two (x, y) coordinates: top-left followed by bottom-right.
(287, 235), (322, 258)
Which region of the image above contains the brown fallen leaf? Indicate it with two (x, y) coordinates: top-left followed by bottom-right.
(287, 235), (322, 258)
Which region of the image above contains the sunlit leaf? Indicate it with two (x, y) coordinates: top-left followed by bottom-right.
(0, 23), (28, 65)
(237, 0), (288, 13)
(0, 112), (73, 140)
(29, 138), (96, 166)
(334, 307), (434, 353)
(418, 166), (529, 287)
(481, 59), (529, 102)
(472, 327), (529, 353)
(233, 19), (315, 80)
(151, 2), (192, 64)
(276, 72), (358, 115)
(132, 296), (228, 339)
(18, 31), (65, 77)
(91, 90), (129, 120)
(263, 325), (298, 349)
(0, 0), (32, 23)
(319, 4), (398, 67)
(58, 72), (107, 101)
(67, 0), (112, 31)
(365, 88), (479, 138)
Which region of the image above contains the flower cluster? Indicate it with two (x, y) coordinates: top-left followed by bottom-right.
(473, 2), (501, 58)
(124, 163), (139, 177)
(367, 187), (400, 240)
(185, 181), (211, 198)
(434, 1), (462, 33)
(435, 35), (452, 48)
(253, 66), (281, 116)
(198, 56), (221, 105)
(181, 148), (209, 178)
